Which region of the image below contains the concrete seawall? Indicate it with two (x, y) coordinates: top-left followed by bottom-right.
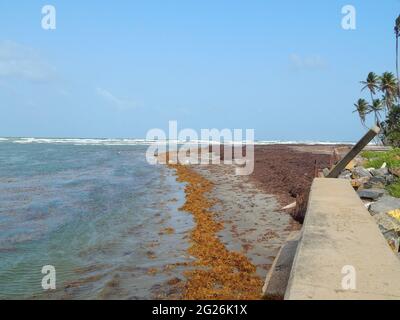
(285, 178), (400, 300)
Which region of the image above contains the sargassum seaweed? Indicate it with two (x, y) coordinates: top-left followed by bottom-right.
(168, 163), (263, 300)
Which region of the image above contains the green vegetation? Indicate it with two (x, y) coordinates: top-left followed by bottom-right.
(387, 181), (400, 198)
(361, 149), (400, 198)
(353, 16), (400, 147)
(362, 149), (400, 169)
(355, 72), (400, 146)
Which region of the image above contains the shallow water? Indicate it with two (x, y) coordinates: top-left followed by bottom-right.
(0, 141), (193, 299)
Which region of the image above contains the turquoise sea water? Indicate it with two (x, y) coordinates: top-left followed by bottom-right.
(0, 139), (192, 299)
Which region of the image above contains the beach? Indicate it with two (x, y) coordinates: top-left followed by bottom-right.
(156, 144), (338, 299)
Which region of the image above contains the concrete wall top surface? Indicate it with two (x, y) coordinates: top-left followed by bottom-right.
(285, 178), (400, 300)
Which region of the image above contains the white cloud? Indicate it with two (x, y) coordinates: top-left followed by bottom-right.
(0, 41), (56, 82)
(289, 53), (326, 70)
(95, 87), (136, 110)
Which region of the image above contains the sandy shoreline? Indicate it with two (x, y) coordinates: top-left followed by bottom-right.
(159, 144), (341, 299)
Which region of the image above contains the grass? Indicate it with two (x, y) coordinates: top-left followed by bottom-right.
(361, 148), (400, 198)
(361, 148), (400, 169)
(387, 180), (400, 198)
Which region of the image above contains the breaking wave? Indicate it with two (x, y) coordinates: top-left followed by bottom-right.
(0, 137), (356, 146)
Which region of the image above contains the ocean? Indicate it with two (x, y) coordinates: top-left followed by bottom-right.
(0, 138), (192, 299)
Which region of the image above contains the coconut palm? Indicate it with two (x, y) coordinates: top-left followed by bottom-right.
(382, 95), (393, 114)
(353, 99), (370, 127)
(395, 15), (400, 94)
(369, 99), (383, 124)
(380, 72), (398, 110)
(361, 72), (380, 101)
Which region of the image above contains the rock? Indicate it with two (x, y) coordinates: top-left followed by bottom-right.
(353, 166), (372, 179)
(375, 176), (387, 184)
(371, 167), (389, 177)
(381, 162), (387, 169)
(388, 237), (400, 253)
(362, 200), (373, 210)
(385, 174), (395, 185)
(351, 176), (370, 188)
(374, 212), (400, 252)
(375, 223), (400, 252)
(353, 155), (366, 167)
(389, 167), (400, 178)
(364, 176), (386, 189)
(357, 188), (385, 200)
(374, 213), (400, 232)
(338, 170), (352, 180)
(369, 195), (400, 216)
(374, 212), (400, 238)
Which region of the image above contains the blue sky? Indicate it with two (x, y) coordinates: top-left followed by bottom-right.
(0, 0), (399, 141)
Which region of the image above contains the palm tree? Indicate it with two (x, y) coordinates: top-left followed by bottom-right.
(369, 99), (383, 124)
(361, 72), (379, 101)
(380, 72), (398, 110)
(353, 99), (370, 128)
(395, 15), (400, 94)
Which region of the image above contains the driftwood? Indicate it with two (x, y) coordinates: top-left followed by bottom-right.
(282, 202), (296, 210)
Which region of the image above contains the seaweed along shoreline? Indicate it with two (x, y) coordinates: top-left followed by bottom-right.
(168, 162), (263, 300)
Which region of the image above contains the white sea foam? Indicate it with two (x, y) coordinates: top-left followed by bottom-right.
(0, 137), (356, 145)
(8, 138), (153, 145)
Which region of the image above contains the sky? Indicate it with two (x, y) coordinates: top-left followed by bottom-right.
(0, 0), (399, 141)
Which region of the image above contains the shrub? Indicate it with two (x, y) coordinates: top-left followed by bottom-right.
(362, 148), (400, 169)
